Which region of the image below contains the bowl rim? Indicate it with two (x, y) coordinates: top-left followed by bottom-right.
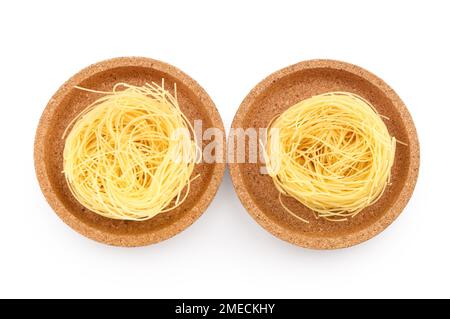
(34, 56), (226, 247)
(228, 59), (420, 249)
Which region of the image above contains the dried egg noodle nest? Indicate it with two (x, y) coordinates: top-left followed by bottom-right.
(63, 82), (198, 221)
(264, 92), (397, 222)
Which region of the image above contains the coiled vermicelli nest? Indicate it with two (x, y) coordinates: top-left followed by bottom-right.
(264, 92), (396, 222)
(63, 82), (198, 221)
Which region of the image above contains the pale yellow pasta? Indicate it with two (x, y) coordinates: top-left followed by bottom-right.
(264, 92), (396, 222)
(63, 81), (198, 221)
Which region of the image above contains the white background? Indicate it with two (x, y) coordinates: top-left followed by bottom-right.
(0, 0), (448, 298)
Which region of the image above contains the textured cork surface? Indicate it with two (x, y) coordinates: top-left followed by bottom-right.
(35, 57), (226, 247)
(229, 59), (420, 249)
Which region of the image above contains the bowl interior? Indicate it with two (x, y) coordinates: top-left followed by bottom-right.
(231, 61), (418, 248)
(36, 59), (225, 245)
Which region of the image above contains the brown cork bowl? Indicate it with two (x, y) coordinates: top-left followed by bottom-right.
(34, 57), (226, 247)
(229, 59), (420, 249)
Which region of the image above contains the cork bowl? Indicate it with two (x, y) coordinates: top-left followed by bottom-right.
(229, 59), (420, 249)
(35, 57), (226, 247)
